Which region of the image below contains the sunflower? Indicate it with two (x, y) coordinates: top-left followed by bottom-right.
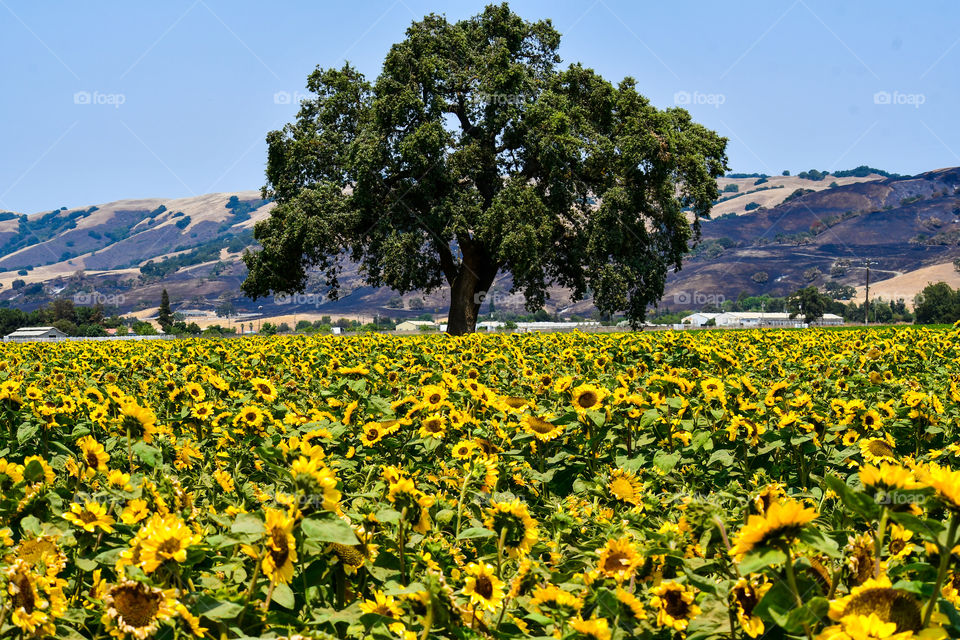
(387, 477), (433, 533)
(233, 405), (266, 430)
(14, 536), (67, 576)
(752, 483), (786, 515)
(77, 435), (109, 473)
(729, 498), (818, 558)
(262, 508), (297, 584)
(359, 589), (403, 618)
(595, 537), (641, 582)
(462, 561), (504, 612)
(529, 584), (583, 614)
(571, 384), (605, 414)
(63, 501), (116, 534)
(4, 560), (63, 635)
(886, 525), (915, 562)
(569, 616), (612, 640)
(521, 415), (564, 441)
(119, 402), (158, 441)
(860, 437), (897, 464)
(731, 576), (772, 638)
(608, 469), (644, 507)
(919, 464), (960, 511)
(359, 422), (387, 447)
(484, 499), (538, 557)
(181, 382), (205, 403)
(861, 409), (884, 430)
(451, 439), (478, 459)
(615, 586), (647, 621)
(650, 582), (701, 632)
(249, 377), (277, 403)
(827, 575), (927, 636)
(102, 580), (176, 640)
(121, 499), (150, 525)
(137, 514), (202, 573)
(418, 413), (447, 439)
(860, 463), (921, 492)
(420, 385), (448, 411)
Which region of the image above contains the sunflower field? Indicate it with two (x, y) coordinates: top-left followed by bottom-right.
(1, 327), (960, 640)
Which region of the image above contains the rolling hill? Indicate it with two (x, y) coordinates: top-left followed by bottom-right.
(2, 166), (959, 324)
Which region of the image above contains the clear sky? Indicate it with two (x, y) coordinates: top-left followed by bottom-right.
(1, 0), (958, 213)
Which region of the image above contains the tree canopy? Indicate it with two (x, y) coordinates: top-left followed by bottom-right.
(242, 3), (728, 333)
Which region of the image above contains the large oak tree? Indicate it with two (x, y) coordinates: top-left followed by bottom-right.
(242, 3), (728, 334)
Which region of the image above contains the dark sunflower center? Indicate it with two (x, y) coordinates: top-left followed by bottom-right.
(113, 586), (161, 628)
(475, 574), (494, 599)
(528, 417), (555, 434)
(889, 540), (906, 555)
(868, 441), (894, 457)
(663, 589), (690, 619)
(13, 575), (35, 613)
(428, 394), (441, 405)
(86, 452), (100, 467)
(424, 420), (442, 432)
(270, 531), (290, 568)
(578, 392), (598, 408)
(79, 510), (99, 524)
(735, 586), (759, 615)
(843, 588), (921, 633)
(604, 551), (629, 572)
(156, 539), (182, 555)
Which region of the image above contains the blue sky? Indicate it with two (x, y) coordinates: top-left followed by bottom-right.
(1, 0), (958, 213)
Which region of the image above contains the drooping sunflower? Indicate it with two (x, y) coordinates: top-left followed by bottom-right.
(595, 537), (641, 582)
(484, 498), (538, 557)
(569, 616), (612, 640)
(4, 560), (64, 635)
(119, 402), (158, 442)
(101, 580), (176, 640)
(608, 469), (644, 507)
(729, 498), (818, 558)
(462, 561), (504, 612)
(262, 508), (297, 584)
(650, 581), (701, 632)
(521, 415), (564, 442)
(529, 583), (583, 615)
(731, 576), (772, 638)
(386, 477), (433, 533)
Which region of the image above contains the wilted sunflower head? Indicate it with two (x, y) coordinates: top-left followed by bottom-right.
(104, 580), (173, 640)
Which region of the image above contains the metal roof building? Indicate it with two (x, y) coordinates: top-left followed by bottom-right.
(3, 326), (69, 342)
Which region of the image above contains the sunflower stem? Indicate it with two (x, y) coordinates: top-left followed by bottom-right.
(398, 506), (408, 586)
(496, 527), (506, 579)
(454, 473), (471, 544)
(873, 507), (889, 579)
(784, 546), (813, 640)
(924, 512), (959, 627)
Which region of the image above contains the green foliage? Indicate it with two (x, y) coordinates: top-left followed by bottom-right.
(242, 3), (728, 334)
(787, 286), (831, 323)
(797, 169), (829, 181)
(832, 165), (905, 179)
(722, 184), (739, 193)
(158, 289), (174, 333)
(914, 282), (960, 324)
(744, 202), (761, 211)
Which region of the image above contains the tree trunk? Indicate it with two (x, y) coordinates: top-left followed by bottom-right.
(446, 265), (496, 336)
